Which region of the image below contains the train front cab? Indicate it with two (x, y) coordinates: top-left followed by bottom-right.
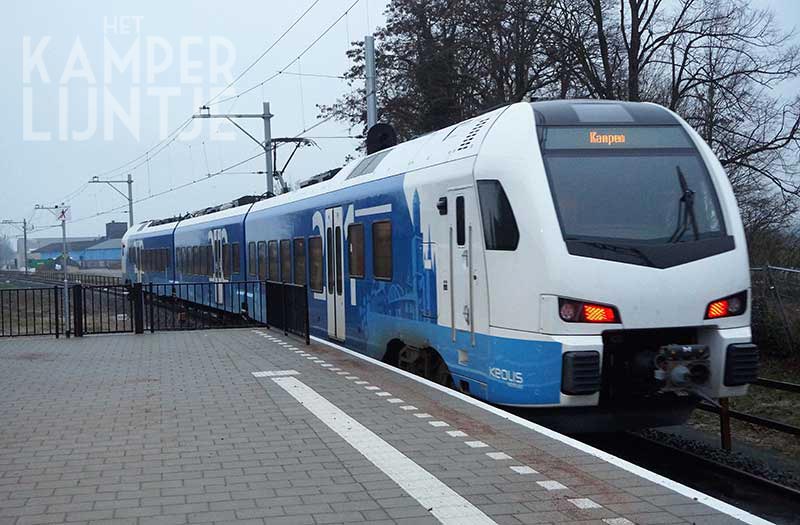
(468, 100), (759, 430)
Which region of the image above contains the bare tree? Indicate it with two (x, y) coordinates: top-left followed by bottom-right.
(0, 235), (15, 268)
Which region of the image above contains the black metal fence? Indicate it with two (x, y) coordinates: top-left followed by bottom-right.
(0, 286), (61, 338)
(0, 278), (310, 343)
(143, 281), (267, 332)
(73, 284), (136, 336)
(0, 270), (121, 287)
(265, 281), (310, 344)
(32, 271), (122, 286)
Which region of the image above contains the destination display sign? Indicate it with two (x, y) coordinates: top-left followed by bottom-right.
(540, 126), (692, 150)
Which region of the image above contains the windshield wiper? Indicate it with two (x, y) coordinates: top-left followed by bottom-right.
(565, 239), (655, 267)
(669, 166), (700, 243)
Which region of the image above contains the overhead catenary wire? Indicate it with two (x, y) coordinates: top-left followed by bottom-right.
(203, 0), (322, 107)
(35, 151), (267, 230)
(211, 0), (363, 107)
(42, 4), (375, 235)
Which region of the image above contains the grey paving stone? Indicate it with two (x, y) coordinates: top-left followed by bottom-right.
(0, 330), (755, 525)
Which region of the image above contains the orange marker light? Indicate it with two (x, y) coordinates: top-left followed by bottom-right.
(583, 304), (616, 323)
(707, 299), (729, 319)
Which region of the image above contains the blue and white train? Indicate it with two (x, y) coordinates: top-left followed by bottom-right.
(123, 100), (759, 429)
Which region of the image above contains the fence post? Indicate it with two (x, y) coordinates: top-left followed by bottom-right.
(132, 283), (144, 334)
(304, 285), (310, 345)
(54, 286), (60, 339)
(719, 398), (732, 451)
(149, 283), (155, 333)
(266, 281), (269, 330)
(765, 265), (795, 354)
(282, 283), (288, 336)
(72, 285), (83, 337)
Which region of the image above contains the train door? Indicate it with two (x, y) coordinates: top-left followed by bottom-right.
(448, 187), (476, 345)
(325, 207), (346, 340)
(209, 229), (228, 305)
(134, 244), (143, 284)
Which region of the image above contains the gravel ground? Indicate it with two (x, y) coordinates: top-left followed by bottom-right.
(640, 425), (800, 490)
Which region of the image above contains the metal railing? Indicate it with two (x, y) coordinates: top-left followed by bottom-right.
(33, 271), (122, 287)
(1, 278), (309, 341)
(143, 281), (268, 332)
(72, 283), (135, 336)
(265, 281), (310, 344)
(0, 286), (61, 338)
(701, 377), (800, 450)
(0, 269), (121, 287)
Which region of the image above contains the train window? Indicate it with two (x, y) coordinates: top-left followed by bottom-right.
(248, 242), (256, 277)
(293, 238), (306, 286)
(223, 244), (231, 278)
(164, 248), (170, 270)
(206, 246), (213, 276)
(373, 221), (392, 280)
(477, 180), (519, 250)
(335, 227), (343, 296)
(189, 247), (195, 275)
(268, 240), (279, 281)
(456, 196), (466, 246)
(308, 236), (323, 292)
(280, 240), (291, 282)
(348, 223), (365, 278)
(198, 246), (206, 276)
(257, 241), (267, 281)
(232, 243), (240, 275)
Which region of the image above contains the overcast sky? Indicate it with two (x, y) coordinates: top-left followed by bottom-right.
(1, 1), (798, 241)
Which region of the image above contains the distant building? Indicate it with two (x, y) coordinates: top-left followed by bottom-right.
(82, 238), (122, 269)
(32, 239), (102, 268)
(18, 236), (95, 269)
(105, 221), (127, 239)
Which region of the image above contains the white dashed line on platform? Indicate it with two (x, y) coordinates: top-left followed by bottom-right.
(569, 498), (602, 509)
(603, 519), (634, 525)
(365, 386), (380, 391)
(446, 430), (467, 437)
(376, 392), (392, 397)
(464, 441), (489, 448)
(400, 405), (417, 411)
(414, 413), (432, 419)
(271, 376), (497, 525)
(537, 480), (567, 491)
(486, 452), (511, 460)
(510, 466), (538, 475)
(251, 370), (300, 378)
(429, 421), (449, 427)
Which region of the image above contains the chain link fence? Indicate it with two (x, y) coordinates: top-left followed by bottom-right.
(751, 266), (800, 356)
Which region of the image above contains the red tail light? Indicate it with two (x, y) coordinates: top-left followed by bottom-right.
(583, 304), (616, 322)
(559, 298), (620, 323)
(706, 300), (728, 319)
(705, 291), (747, 319)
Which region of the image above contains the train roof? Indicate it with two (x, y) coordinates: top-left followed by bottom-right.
(530, 99), (677, 126)
(128, 100), (680, 233)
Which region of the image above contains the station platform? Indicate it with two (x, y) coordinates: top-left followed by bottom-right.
(0, 328), (770, 525)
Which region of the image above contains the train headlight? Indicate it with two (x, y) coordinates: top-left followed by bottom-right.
(558, 298), (620, 323)
(705, 291), (747, 319)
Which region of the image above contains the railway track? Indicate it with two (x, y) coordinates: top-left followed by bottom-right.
(580, 431), (800, 525)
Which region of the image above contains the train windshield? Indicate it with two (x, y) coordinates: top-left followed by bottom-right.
(540, 126), (725, 244)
